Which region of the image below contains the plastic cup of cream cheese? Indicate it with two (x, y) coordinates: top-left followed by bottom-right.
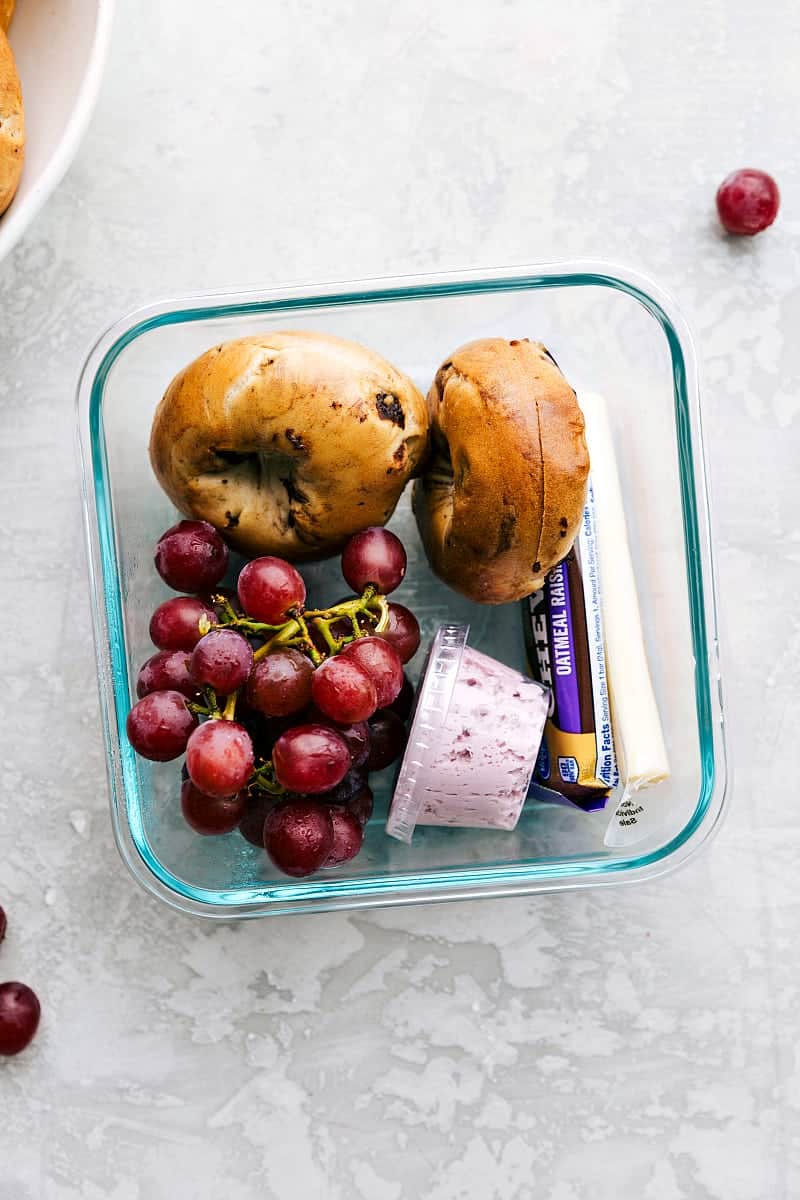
(386, 624), (550, 843)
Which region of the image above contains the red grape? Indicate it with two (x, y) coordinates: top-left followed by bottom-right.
(299, 708), (370, 767)
(263, 801), (334, 877)
(318, 771), (374, 827)
(380, 603), (421, 663)
(154, 519), (228, 592)
(336, 721), (370, 768)
(323, 806), (364, 867)
(311, 655), (378, 724)
(272, 724), (350, 794)
(186, 720), (254, 798)
(238, 792), (282, 847)
(149, 596), (217, 651)
(367, 709), (407, 771)
(318, 767), (367, 805)
(181, 779), (246, 835)
(0, 982), (40, 1056)
(347, 784), (374, 827)
(136, 650), (198, 700)
(0, 905), (6, 944)
(716, 168), (779, 235)
(237, 557), (306, 624)
(341, 636), (403, 707)
(190, 629), (254, 694)
(126, 690), (198, 761)
(247, 649), (313, 717)
(389, 673), (414, 721)
(341, 527), (406, 594)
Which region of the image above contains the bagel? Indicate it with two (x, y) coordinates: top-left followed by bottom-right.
(412, 337), (589, 604)
(0, 2), (15, 32)
(149, 331), (429, 561)
(0, 25), (23, 216)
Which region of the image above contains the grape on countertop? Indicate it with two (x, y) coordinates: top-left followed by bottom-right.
(716, 168), (779, 235)
(0, 982), (41, 1057)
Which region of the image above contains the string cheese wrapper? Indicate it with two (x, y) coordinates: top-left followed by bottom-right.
(578, 391), (671, 847)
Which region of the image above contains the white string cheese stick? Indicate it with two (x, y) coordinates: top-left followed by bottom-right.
(578, 392), (670, 847)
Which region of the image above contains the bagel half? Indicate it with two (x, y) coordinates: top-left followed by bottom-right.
(413, 338), (589, 604)
(149, 331), (429, 561)
(0, 25), (23, 216)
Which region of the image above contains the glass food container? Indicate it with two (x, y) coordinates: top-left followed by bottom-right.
(78, 263), (727, 918)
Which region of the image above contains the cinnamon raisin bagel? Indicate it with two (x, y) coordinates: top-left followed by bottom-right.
(149, 331), (429, 561)
(413, 338), (589, 604)
(0, 26), (23, 216)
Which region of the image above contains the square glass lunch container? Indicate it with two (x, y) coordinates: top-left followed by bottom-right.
(78, 263), (727, 918)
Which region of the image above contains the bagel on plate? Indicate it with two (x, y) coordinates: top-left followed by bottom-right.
(413, 337), (589, 604)
(0, 25), (23, 216)
(149, 331), (429, 561)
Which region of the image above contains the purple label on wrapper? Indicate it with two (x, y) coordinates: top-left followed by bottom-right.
(522, 485), (617, 809)
(545, 561), (581, 734)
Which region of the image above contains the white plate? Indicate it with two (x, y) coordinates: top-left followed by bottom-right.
(0, 0), (114, 264)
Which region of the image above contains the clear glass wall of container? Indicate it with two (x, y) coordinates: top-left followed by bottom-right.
(78, 264), (727, 918)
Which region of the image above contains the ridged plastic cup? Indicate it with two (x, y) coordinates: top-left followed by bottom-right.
(387, 625), (550, 843)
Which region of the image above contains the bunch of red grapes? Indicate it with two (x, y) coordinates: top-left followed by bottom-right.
(126, 520), (421, 878)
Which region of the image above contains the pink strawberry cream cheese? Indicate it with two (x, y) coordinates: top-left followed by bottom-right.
(386, 625), (550, 842)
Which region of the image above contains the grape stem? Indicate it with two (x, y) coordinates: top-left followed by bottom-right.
(178, 584), (395, 787)
(213, 586), (390, 665)
(252, 617), (319, 664)
(188, 686), (224, 720)
(249, 761), (286, 796)
(288, 611), (322, 666)
(312, 616), (342, 655)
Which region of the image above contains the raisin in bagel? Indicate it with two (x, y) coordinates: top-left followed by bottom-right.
(0, 26), (23, 216)
(149, 331), (429, 561)
(412, 338), (589, 604)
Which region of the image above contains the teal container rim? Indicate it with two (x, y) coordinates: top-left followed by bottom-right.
(77, 260), (728, 918)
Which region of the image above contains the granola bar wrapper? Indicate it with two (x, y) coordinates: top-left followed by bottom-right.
(523, 480), (618, 810)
